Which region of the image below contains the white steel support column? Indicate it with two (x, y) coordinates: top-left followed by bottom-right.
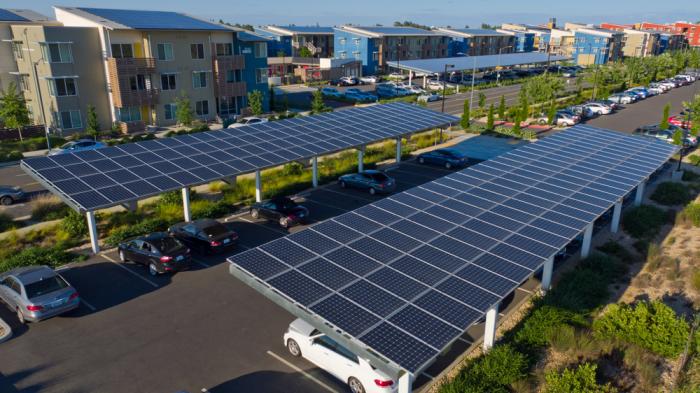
(581, 222), (594, 259)
(483, 304), (499, 351)
(312, 156), (318, 188)
(358, 146), (365, 172)
(396, 137), (402, 163)
(255, 170), (262, 203)
(422, 75), (427, 88)
(398, 372), (414, 393)
(408, 72), (413, 86)
(182, 187), (191, 222)
(634, 180), (646, 206)
(611, 200), (622, 233)
(541, 256), (554, 291)
(86, 211), (99, 254)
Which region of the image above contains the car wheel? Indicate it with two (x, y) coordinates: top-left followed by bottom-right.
(16, 308), (25, 324)
(0, 196), (12, 206)
(538, 119), (547, 125)
(251, 209), (259, 219)
(340, 180), (347, 189)
(119, 250), (127, 262)
(287, 338), (302, 357)
(445, 162), (452, 169)
(418, 157), (425, 164)
(348, 377), (365, 393)
(279, 217), (289, 228)
(369, 187), (376, 195)
(148, 262), (159, 276)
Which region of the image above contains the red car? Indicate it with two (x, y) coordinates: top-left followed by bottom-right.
(668, 115), (694, 129)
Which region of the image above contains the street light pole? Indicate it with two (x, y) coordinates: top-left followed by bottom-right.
(23, 29), (51, 150)
(495, 45), (513, 85)
(395, 42), (402, 97)
(441, 64), (455, 143)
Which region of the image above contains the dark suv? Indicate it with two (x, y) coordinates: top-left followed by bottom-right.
(118, 232), (191, 276)
(168, 219), (238, 254)
(250, 197), (309, 228)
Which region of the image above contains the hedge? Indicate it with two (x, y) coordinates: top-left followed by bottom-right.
(544, 363), (616, 393)
(438, 344), (527, 393)
(622, 205), (668, 240)
(0, 246), (83, 272)
(650, 182), (691, 206)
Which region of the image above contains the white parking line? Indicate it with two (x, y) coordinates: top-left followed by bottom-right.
(321, 188), (375, 202)
(80, 298), (97, 312)
(297, 196), (349, 213)
(192, 259), (211, 268)
(101, 253), (159, 288)
(422, 371), (436, 380)
(517, 287), (534, 294)
(238, 216), (289, 235)
(266, 350), (340, 393)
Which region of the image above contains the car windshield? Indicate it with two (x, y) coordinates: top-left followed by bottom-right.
(151, 236), (183, 253)
(202, 223), (229, 237)
(369, 172), (389, 181)
(278, 199), (297, 209)
(25, 276), (68, 299)
(59, 142), (75, 149)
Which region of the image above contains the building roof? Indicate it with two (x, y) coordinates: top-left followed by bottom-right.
(55, 7), (230, 31)
(574, 27), (621, 37)
(0, 9), (50, 22)
(438, 28), (511, 37)
(262, 25), (335, 35)
(338, 25), (442, 37)
(237, 30), (271, 42)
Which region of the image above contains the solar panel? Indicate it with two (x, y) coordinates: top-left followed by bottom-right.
(0, 9), (29, 21)
(230, 125), (678, 374)
(77, 7), (231, 31)
(22, 103), (457, 212)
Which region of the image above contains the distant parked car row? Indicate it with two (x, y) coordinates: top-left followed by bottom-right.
(322, 87), (378, 103)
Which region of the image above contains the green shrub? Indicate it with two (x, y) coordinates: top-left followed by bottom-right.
(544, 363), (616, 393)
(0, 246), (83, 273)
(30, 195), (71, 221)
(596, 241), (635, 264)
(679, 203), (700, 227)
(688, 154), (700, 166)
(683, 170), (700, 182)
(158, 190), (183, 205)
(579, 253), (628, 281)
(281, 161), (304, 176)
(60, 210), (88, 238)
(0, 212), (17, 232)
(441, 344), (527, 393)
(190, 200), (230, 220)
(545, 267), (610, 312)
(105, 218), (168, 247)
(593, 300), (689, 358)
(622, 205), (668, 240)
(515, 305), (588, 348)
(650, 182), (691, 205)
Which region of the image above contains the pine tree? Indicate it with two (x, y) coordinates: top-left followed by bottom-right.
(175, 92), (194, 126)
(498, 95), (506, 118)
(311, 89), (326, 114)
(478, 92), (486, 109)
(660, 103), (671, 130)
(85, 105), (100, 140)
(247, 90), (264, 116)
(460, 99), (470, 129)
(487, 103), (495, 131)
(512, 112), (522, 135)
(547, 101), (557, 125)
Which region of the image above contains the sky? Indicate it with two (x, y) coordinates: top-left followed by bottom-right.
(6, 0), (700, 27)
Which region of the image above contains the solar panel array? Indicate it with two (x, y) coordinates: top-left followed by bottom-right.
(0, 9), (29, 21)
(386, 52), (572, 74)
(77, 7), (231, 31)
(21, 103), (457, 213)
(229, 125), (677, 373)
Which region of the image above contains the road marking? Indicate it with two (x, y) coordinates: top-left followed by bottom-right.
(102, 253), (159, 288)
(13, 214), (31, 221)
(80, 298), (97, 312)
(238, 216), (289, 235)
(422, 371), (436, 380)
(25, 182), (40, 186)
(401, 161), (455, 174)
(15, 173), (29, 177)
(266, 350), (340, 393)
(322, 188), (375, 202)
(298, 196), (349, 213)
(192, 259), (211, 268)
(457, 337), (472, 344)
(517, 287), (534, 294)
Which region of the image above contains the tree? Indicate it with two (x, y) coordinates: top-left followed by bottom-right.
(174, 92), (194, 126)
(311, 89), (326, 114)
(299, 46), (313, 58)
(478, 92), (486, 109)
(519, 87), (530, 119)
(660, 103), (671, 130)
(498, 95), (506, 118)
(544, 363), (615, 393)
(460, 99), (470, 129)
(512, 112), (522, 135)
(0, 82), (30, 141)
(547, 101), (557, 125)
(672, 129), (684, 146)
(85, 105), (100, 140)
(247, 90), (264, 116)
(486, 103), (495, 131)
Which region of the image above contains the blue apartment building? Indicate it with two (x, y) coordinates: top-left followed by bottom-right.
(334, 26), (449, 75)
(572, 28), (624, 65)
(236, 31), (272, 112)
(497, 29), (536, 52)
(437, 28), (516, 56)
(255, 25), (334, 58)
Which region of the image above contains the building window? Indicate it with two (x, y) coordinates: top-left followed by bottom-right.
(339, 51), (347, 59)
(353, 51), (361, 60)
(195, 100), (209, 116)
(19, 75), (30, 92)
(339, 37), (346, 45)
(192, 71), (207, 88)
(157, 43), (174, 61)
(48, 78), (77, 97)
(219, 97), (236, 116)
(256, 68), (268, 84)
(11, 41), (23, 60)
(55, 110), (82, 129)
(353, 38), (361, 46)
(372, 51), (379, 61)
(216, 43), (233, 56)
(161, 74), (177, 90)
(129, 75), (147, 91)
(190, 43), (205, 59)
(111, 43), (133, 58)
(117, 106), (141, 122)
(164, 103), (176, 120)
(225, 69), (242, 83)
(254, 42), (267, 58)
(41, 43), (72, 63)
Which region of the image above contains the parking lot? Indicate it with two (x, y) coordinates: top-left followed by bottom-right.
(1, 77), (697, 393)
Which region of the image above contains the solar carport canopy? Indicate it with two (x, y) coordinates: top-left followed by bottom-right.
(387, 52), (572, 74)
(20, 103), (457, 213)
(229, 125), (677, 375)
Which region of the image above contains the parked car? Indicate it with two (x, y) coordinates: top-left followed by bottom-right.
(657, 80), (677, 90)
(284, 318), (397, 393)
(321, 87), (343, 98)
(607, 94), (634, 104)
(168, 219), (238, 254)
(338, 170), (396, 195)
(0, 265), (80, 324)
(595, 99), (619, 110)
(567, 105), (596, 119)
(621, 91), (641, 102)
(387, 72), (407, 80)
(625, 88), (647, 99)
(427, 79), (453, 91)
(48, 139), (106, 156)
(417, 148), (469, 169)
(339, 76), (359, 86)
(538, 112), (579, 127)
(0, 185), (24, 206)
(250, 197), (309, 228)
(417, 93), (441, 103)
(668, 115), (694, 129)
(645, 85), (664, 95)
(672, 77), (691, 86)
(648, 82), (671, 92)
(584, 102), (612, 115)
(359, 75), (380, 84)
(405, 85), (425, 95)
(228, 116), (268, 128)
(118, 232), (191, 276)
(345, 88), (377, 102)
(629, 87), (653, 98)
(638, 126), (698, 147)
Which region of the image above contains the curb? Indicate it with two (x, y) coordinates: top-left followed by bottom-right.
(0, 316), (12, 344)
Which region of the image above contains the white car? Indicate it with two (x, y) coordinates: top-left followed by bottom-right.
(359, 75), (380, 84)
(584, 102), (612, 115)
(227, 117), (268, 128)
(387, 72), (407, 80)
(427, 79), (450, 91)
(405, 85), (425, 95)
(608, 94), (633, 104)
(284, 319), (397, 393)
(417, 93), (441, 102)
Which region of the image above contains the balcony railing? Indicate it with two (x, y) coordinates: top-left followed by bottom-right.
(108, 57), (157, 73)
(119, 88), (160, 107)
(116, 121), (146, 134)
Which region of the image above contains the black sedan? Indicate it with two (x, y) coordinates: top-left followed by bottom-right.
(338, 170), (396, 195)
(118, 232), (191, 276)
(168, 218), (238, 254)
(417, 148), (469, 169)
(250, 197), (309, 228)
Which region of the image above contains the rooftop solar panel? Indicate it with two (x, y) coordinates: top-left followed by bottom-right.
(77, 7), (231, 31)
(0, 9), (29, 21)
(21, 103), (457, 212)
(387, 52), (573, 74)
(229, 125), (677, 374)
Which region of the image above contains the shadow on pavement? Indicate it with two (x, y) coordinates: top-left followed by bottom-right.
(208, 370), (348, 393)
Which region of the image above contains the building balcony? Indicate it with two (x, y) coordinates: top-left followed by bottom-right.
(116, 120), (146, 134)
(214, 80), (248, 98)
(213, 55), (246, 71)
(117, 89), (160, 108)
(108, 57), (157, 74)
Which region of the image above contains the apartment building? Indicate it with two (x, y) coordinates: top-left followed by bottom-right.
(496, 29), (535, 53)
(568, 26), (624, 65)
(438, 28), (516, 56)
(334, 26), (449, 74)
(501, 23), (553, 52)
(600, 23), (661, 57)
(256, 25), (334, 58)
(638, 22), (695, 47)
(54, 7), (269, 132)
